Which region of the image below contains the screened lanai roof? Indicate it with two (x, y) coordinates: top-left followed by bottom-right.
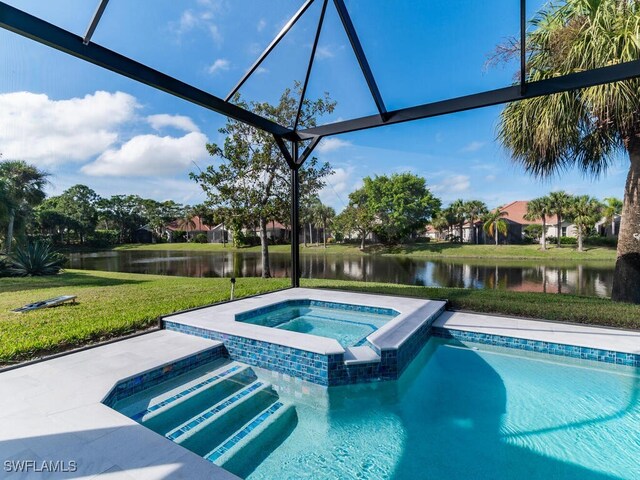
(2, 0), (639, 159)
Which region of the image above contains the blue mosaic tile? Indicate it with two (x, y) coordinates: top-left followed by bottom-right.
(102, 345), (226, 407)
(130, 365), (243, 421)
(234, 299), (398, 322)
(206, 401), (285, 463)
(167, 381), (265, 441)
(164, 302), (446, 386)
(431, 327), (640, 368)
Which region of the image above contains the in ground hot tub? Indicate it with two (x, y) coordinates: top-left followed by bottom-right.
(235, 300), (399, 347)
(163, 288), (447, 386)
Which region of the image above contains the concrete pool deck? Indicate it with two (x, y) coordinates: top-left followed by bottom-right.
(0, 330), (237, 480)
(2, 296), (639, 479)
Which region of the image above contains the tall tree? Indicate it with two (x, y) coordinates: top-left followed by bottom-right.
(0, 160), (49, 253)
(430, 213), (450, 240)
(602, 197), (623, 236)
(191, 86), (334, 278)
(463, 200), (488, 244)
(176, 207), (197, 242)
(524, 196), (553, 250)
(545, 191), (573, 245)
(448, 199), (466, 242)
(362, 173), (440, 244)
(336, 186), (377, 251)
(483, 209), (509, 246)
(496, 0), (640, 302)
(570, 196), (603, 252)
(57, 185), (100, 244)
(97, 195), (146, 244)
(315, 203), (336, 248)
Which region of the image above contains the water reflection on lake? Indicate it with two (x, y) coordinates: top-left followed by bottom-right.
(67, 250), (614, 298)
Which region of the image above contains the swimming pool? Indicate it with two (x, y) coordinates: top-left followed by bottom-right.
(243, 337), (640, 480)
(109, 334), (640, 479)
(235, 300), (399, 347)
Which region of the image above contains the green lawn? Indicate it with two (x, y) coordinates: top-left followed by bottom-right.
(0, 271), (288, 365)
(2, 269), (639, 366)
(114, 242), (617, 261)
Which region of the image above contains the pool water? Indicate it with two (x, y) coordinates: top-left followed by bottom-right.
(242, 337), (640, 480)
(238, 304), (397, 347)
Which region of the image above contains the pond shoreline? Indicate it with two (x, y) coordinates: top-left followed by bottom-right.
(66, 249), (615, 298)
(98, 242), (620, 262)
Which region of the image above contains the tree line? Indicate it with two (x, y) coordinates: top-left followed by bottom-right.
(430, 194), (622, 251)
(0, 159), (201, 252)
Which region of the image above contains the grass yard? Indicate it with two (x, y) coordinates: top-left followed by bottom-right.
(115, 242), (617, 261)
(0, 270), (288, 365)
(2, 270), (638, 366)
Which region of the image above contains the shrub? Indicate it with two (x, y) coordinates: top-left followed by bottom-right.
(171, 230), (186, 243)
(0, 255), (10, 278)
(547, 236), (577, 245)
(8, 241), (66, 277)
(524, 224), (543, 241)
(193, 233), (209, 243)
(585, 236), (618, 247)
(87, 230), (119, 248)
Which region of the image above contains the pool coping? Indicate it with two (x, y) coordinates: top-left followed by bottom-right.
(164, 288), (445, 356)
(433, 311), (640, 367)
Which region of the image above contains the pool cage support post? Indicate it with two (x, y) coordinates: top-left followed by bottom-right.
(290, 140), (301, 288)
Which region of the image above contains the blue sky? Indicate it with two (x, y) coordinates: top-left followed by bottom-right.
(0, 0), (629, 211)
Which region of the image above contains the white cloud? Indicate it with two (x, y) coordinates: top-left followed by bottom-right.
(319, 166), (356, 211)
(460, 141), (486, 153)
(485, 174), (497, 182)
(0, 91), (137, 165)
(257, 19), (267, 32)
(255, 67), (269, 75)
(147, 114), (200, 133)
(208, 24), (223, 44)
(432, 174), (471, 193)
(316, 45), (335, 59)
(317, 138), (351, 153)
(208, 58), (230, 74)
(171, 4), (224, 45)
(81, 132), (208, 177)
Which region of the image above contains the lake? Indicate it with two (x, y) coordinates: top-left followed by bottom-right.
(67, 250), (614, 298)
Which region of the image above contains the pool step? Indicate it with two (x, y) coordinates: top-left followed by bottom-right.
(343, 346), (381, 365)
(165, 380), (272, 448)
(205, 400), (296, 467)
(132, 362), (251, 424)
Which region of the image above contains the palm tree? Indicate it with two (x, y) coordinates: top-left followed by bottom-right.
(431, 214), (450, 240)
(570, 196), (603, 252)
(0, 160), (49, 253)
(315, 204), (336, 248)
(546, 191), (572, 247)
(177, 208), (197, 241)
(483, 209), (509, 246)
(602, 197), (623, 236)
(463, 200), (488, 244)
(448, 199), (466, 242)
(524, 196), (553, 250)
(496, 0), (640, 302)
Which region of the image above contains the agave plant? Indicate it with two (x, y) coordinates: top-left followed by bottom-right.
(8, 241), (66, 277)
(0, 254), (10, 278)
